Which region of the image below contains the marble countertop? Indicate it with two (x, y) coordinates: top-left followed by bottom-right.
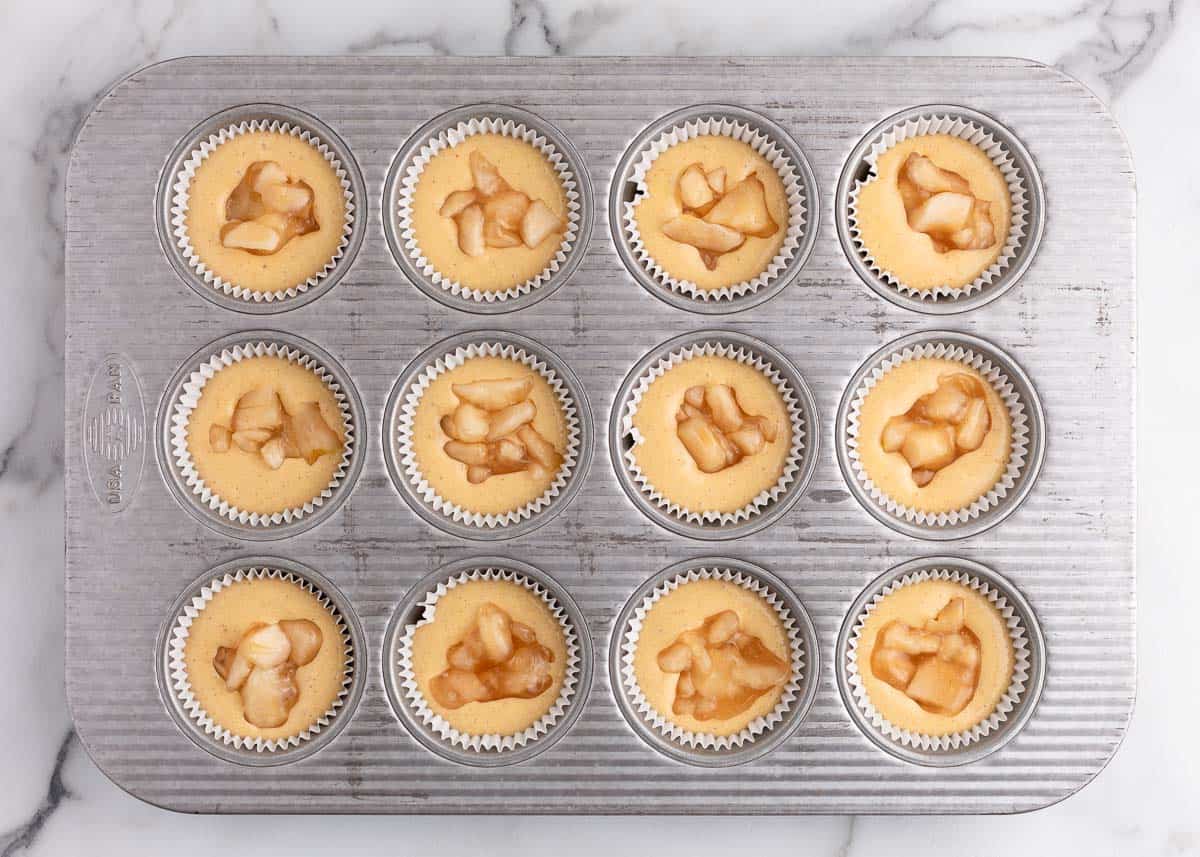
(2, 0), (1195, 853)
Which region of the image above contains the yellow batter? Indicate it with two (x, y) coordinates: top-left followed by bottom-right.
(631, 356), (790, 514)
(183, 576), (346, 741)
(411, 579), (567, 736)
(857, 358), (1010, 515)
(855, 134), (1011, 291)
(411, 134), (567, 292)
(856, 579), (1014, 737)
(634, 579), (790, 737)
(186, 356), (345, 516)
(633, 136), (789, 289)
(411, 356), (566, 517)
(185, 131), (346, 293)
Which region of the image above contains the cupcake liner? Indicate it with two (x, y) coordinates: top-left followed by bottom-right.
(847, 112), (1029, 301)
(846, 340), (1029, 528)
(622, 114), (808, 303)
(168, 339), (356, 528)
(844, 567), (1031, 752)
(395, 116), (584, 304)
(394, 566), (582, 752)
(618, 565), (805, 751)
(166, 566), (356, 753)
(395, 340), (582, 529)
(620, 340), (805, 526)
(169, 118), (357, 303)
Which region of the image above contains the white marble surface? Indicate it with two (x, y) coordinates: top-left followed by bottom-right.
(1, 0), (1195, 853)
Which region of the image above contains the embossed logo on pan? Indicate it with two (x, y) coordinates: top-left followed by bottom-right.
(83, 353), (144, 513)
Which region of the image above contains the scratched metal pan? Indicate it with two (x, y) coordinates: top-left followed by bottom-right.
(64, 56), (1135, 815)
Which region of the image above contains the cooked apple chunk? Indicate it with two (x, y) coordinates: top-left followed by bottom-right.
(663, 163), (780, 270)
(896, 153), (999, 253)
(881, 373), (992, 487)
(210, 387), (341, 470)
(703, 175), (777, 238)
(220, 160), (319, 256)
(212, 617), (324, 729)
(674, 383), (779, 474)
(440, 151), (565, 256)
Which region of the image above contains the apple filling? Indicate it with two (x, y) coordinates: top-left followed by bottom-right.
(870, 598), (981, 716)
(674, 384), (779, 474)
(440, 152), (566, 257)
(220, 161), (318, 254)
(429, 602), (555, 709)
(212, 619), (324, 728)
(661, 164), (779, 270)
(439, 376), (563, 485)
(881, 373), (992, 487)
(208, 386), (342, 471)
(897, 153), (997, 253)
(656, 610), (789, 721)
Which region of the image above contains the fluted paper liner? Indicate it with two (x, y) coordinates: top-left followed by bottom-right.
(845, 340), (1029, 528)
(170, 119), (356, 303)
(622, 114), (807, 302)
(167, 567), (355, 753)
(620, 340), (805, 526)
(394, 567), (582, 752)
(845, 568), (1031, 752)
(168, 340), (355, 528)
(619, 566), (804, 751)
(396, 340), (582, 529)
(847, 113), (1029, 301)
(396, 116), (584, 304)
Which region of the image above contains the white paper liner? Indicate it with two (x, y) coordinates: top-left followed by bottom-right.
(619, 566), (804, 751)
(845, 568), (1031, 752)
(167, 567), (355, 753)
(170, 119), (357, 303)
(620, 340), (804, 525)
(169, 340), (355, 528)
(622, 114), (807, 302)
(396, 340), (581, 529)
(847, 113), (1029, 301)
(395, 567), (582, 752)
(396, 116), (583, 304)
(846, 341), (1029, 528)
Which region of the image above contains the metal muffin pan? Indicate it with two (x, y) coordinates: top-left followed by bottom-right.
(65, 57), (1134, 814)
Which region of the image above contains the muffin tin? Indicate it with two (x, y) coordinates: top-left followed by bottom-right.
(65, 57), (1135, 814)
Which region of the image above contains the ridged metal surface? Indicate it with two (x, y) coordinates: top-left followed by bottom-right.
(64, 56), (1135, 814)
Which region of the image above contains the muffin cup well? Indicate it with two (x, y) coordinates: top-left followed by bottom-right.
(383, 330), (592, 541)
(158, 103), (365, 314)
(157, 331), (365, 541)
(155, 558), (366, 767)
(837, 104), (1045, 314)
(836, 556), (1045, 767)
(611, 330), (818, 540)
(383, 104), (593, 314)
(610, 557), (819, 767)
(382, 558), (592, 767)
(611, 104), (818, 314)
(836, 330), (1045, 540)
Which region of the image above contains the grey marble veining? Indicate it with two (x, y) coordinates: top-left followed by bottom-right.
(1, 0), (1196, 854)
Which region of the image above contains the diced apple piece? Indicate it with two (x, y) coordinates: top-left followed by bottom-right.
(484, 190), (530, 232)
(520, 199), (564, 248)
(213, 646), (251, 691)
(251, 162), (289, 193)
(902, 153), (971, 195)
(232, 387), (284, 433)
(260, 182), (312, 214)
(727, 424), (765, 457)
(703, 175), (778, 238)
(209, 424), (231, 453)
(912, 469), (936, 487)
(879, 621), (941, 656)
(677, 416), (732, 474)
(431, 668), (491, 708)
(871, 647), (916, 689)
(259, 436), (286, 470)
(238, 623), (292, 668)
(469, 151), (508, 196)
(900, 424), (958, 472)
(698, 250), (719, 270)
(444, 441), (490, 466)
(661, 215), (745, 253)
(452, 377), (533, 410)
(439, 189), (478, 218)
(706, 167), (726, 195)
(288, 402), (341, 465)
(950, 200), (996, 250)
(466, 465), (491, 484)
(679, 163), (715, 211)
(907, 192), (973, 236)
(240, 663), (299, 728)
(904, 658), (974, 715)
(704, 385), (744, 433)
(278, 619), (323, 666)
(484, 220), (522, 248)
(881, 416), (912, 453)
(657, 641), (693, 673)
(705, 611), (740, 646)
(955, 398), (991, 452)
(456, 203), (486, 257)
(750, 415), (778, 443)
(222, 220), (282, 253)
(684, 386), (706, 408)
(516, 424), (562, 470)
(232, 428), (273, 453)
(448, 403), (490, 442)
(925, 598), (966, 634)
(492, 437), (528, 471)
(921, 380), (970, 422)
(486, 400), (536, 441)
(476, 602), (515, 663)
